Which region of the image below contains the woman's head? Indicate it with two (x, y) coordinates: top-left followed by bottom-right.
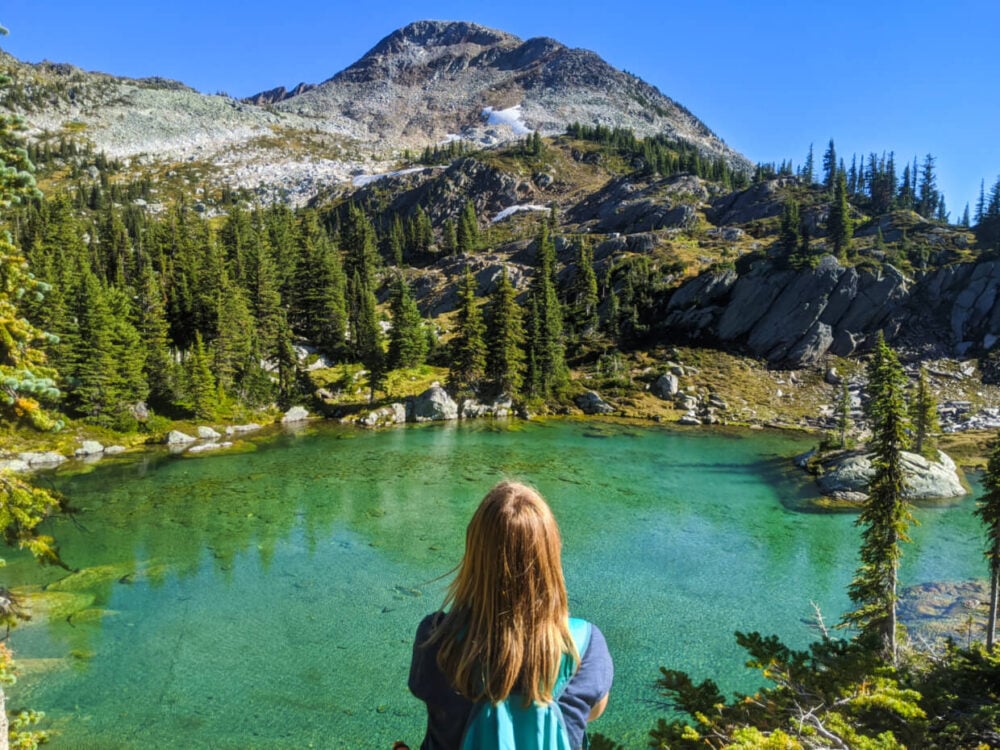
(435, 481), (575, 704)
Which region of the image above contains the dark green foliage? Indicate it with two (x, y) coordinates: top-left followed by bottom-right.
(288, 210), (347, 358)
(977, 432), (1000, 652)
(917, 154), (941, 220)
(567, 239), (599, 336)
(183, 331), (216, 419)
(387, 275), (427, 370)
(649, 630), (925, 749)
(448, 268), (486, 392)
(911, 643), (1000, 748)
(822, 138), (837, 191)
(908, 366), (940, 459)
(485, 267), (525, 397)
(779, 199), (801, 252)
(524, 226), (566, 398)
(843, 334), (913, 664)
(350, 271), (385, 401)
(827, 170), (853, 259)
(457, 199), (479, 254)
(565, 122), (749, 188)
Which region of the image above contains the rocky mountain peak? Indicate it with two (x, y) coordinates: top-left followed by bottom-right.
(371, 20), (519, 54)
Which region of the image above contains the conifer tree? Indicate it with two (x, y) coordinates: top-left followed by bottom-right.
(184, 331), (217, 419)
(441, 218), (458, 255)
(485, 267), (525, 397)
(822, 139), (837, 192)
(976, 432), (1000, 651)
(827, 171), (853, 259)
(908, 366), (940, 459)
(387, 275), (427, 370)
(976, 179), (987, 225)
(457, 200), (479, 254)
(802, 143), (815, 184)
(290, 211), (346, 358)
(568, 240), (599, 335)
(351, 270), (385, 401)
(524, 226), (567, 398)
(843, 333), (913, 664)
(211, 275), (254, 397)
(134, 253), (175, 408)
(917, 154), (940, 219)
(387, 214), (405, 266)
(69, 267), (121, 422)
(448, 268), (486, 392)
(779, 200), (801, 253)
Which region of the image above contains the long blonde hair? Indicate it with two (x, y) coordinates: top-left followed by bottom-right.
(432, 481), (577, 705)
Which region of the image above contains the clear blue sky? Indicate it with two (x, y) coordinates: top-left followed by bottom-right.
(3, 0), (999, 217)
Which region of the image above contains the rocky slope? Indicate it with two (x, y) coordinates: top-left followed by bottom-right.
(0, 20), (750, 205)
(265, 21), (749, 169)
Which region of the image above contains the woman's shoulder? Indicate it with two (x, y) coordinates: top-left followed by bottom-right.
(415, 611), (446, 641)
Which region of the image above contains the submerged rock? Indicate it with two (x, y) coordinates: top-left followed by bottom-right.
(360, 403), (407, 427)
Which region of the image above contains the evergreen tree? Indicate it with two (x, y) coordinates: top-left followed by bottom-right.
(822, 138), (837, 192)
(801, 143), (814, 184)
(0, 30), (64, 607)
(387, 214), (405, 266)
(976, 179), (987, 225)
(211, 275), (254, 397)
(134, 252), (175, 408)
(448, 268), (486, 392)
(779, 200), (801, 252)
(457, 200), (479, 254)
(68, 267), (121, 422)
(961, 203), (971, 228)
(917, 154), (939, 219)
(183, 331), (217, 420)
(351, 271), (385, 401)
(843, 333), (913, 664)
(441, 218), (458, 256)
(387, 275), (427, 369)
(524, 226), (567, 398)
(290, 211), (346, 358)
(908, 366), (940, 459)
(827, 170), (853, 259)
(976, 432), (1000, 652)
(485, 267), (525, 397)
(568, 240), (599, 336)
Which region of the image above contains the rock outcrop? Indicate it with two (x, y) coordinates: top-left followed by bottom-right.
(805, 449), (966, 503)
(407, 384), (459, 422)
(664, 255), (909, 366)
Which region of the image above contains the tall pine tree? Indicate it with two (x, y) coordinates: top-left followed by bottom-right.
(448, 268), (486, 392)
(485, 267), (525, 397)
(842, 333), (913, 664)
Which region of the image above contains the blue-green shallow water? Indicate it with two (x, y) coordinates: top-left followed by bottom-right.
(0, 419), (988, 749)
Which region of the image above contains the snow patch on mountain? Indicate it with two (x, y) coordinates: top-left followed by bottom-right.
(491, 204), (550, 223)
(482, 105), (532, 135)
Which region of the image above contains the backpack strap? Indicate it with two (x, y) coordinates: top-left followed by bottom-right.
(554, 617), (592, 699)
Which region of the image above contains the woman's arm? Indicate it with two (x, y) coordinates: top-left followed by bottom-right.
(588, 692), (609, 721)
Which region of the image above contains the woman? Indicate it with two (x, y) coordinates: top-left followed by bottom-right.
(406, 481), (613, 749)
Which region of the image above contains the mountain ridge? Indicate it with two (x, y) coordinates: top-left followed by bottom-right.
(1, 20), (751, 204)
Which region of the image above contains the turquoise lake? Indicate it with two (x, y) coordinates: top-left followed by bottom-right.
(1, 419), (988, 749)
